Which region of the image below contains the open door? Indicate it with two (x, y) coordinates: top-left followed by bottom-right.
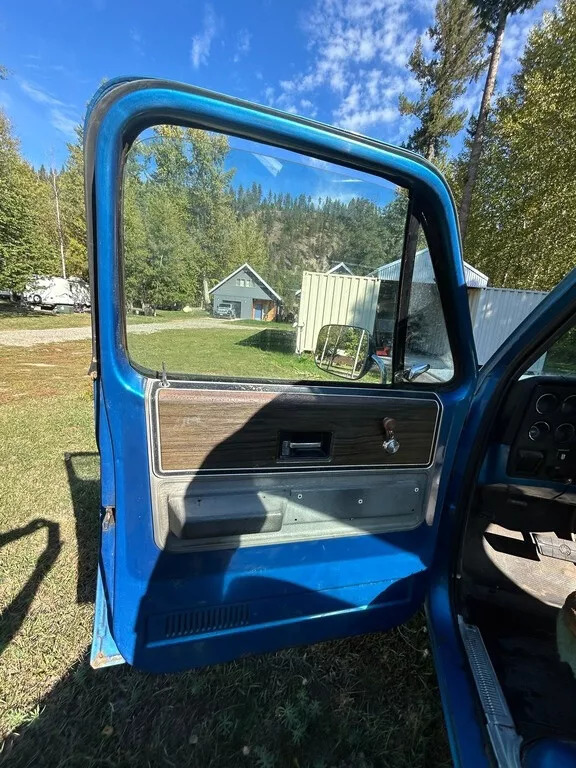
(85, 78), (477, 672)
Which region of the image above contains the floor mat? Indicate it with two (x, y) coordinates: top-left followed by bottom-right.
(463, 515), (576, 608)
(473, 602), (576, 742)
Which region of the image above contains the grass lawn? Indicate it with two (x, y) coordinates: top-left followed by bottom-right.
(127, 326), (327, 380)
(0, 333), (450, 767)
(0, 303), (205, 331)
(127, 326), (385, 385)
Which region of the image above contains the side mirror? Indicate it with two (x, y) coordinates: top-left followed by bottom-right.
(315, 324), (380, 381)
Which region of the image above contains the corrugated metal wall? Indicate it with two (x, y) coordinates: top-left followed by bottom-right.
(472, 287), (548, 367)
(296, 272), (380, 353)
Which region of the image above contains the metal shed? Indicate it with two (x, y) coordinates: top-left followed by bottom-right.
(296, 271), (380, 353)
(372, 249), (489, 290)
(471, 286), (548, 368)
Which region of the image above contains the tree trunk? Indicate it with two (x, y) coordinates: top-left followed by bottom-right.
(458, 10), (507, 244)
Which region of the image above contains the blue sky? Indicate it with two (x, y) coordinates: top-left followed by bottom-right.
(0, 0), (557, 169)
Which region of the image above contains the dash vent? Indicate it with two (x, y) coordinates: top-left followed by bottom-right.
(160, 603), (251, 639)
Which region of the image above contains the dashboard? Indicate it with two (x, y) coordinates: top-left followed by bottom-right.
(504, 380), (576, 484)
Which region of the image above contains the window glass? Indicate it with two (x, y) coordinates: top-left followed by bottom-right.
(122, 125), (453, 385)
(405, 247), (454, 383)
(536, 325), (576, 377)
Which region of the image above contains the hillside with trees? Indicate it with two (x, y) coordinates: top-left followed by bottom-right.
(122, 126), (408, 310)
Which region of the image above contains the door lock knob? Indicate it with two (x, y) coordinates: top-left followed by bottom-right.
(382, 417), (400, 454)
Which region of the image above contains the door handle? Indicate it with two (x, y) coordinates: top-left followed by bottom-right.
(278, 432), (332, 461)
(281, 440), (323, 458)
(382, 418), (400, 455)
(286, 441), (322, 450)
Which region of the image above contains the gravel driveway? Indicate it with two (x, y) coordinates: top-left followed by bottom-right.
(0, 318), (256, 347)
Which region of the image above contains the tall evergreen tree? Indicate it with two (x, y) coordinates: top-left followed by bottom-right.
(458, 0), (538, 240)
(399, 0), (486, 164)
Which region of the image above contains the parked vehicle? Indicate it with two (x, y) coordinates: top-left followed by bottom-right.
(22, 276), (91, 312)
(85, 78), (576, 767)
(212, 301), (237, 319)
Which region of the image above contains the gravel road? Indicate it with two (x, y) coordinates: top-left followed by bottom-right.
(0, 318), (256, 347)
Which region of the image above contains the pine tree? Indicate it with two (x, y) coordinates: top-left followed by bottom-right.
(399, 0), (486, 164)
(458, 0), (539, 240)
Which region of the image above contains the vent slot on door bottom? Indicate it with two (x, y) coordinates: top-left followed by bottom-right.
(152, 603), (251, 640)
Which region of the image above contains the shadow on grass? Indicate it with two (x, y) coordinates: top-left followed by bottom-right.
(64, 452), (100, 604)
(0, 519), (62, 657)
(0, 452), (98, 660)
(236, 328), (297, 354)
(1, 621), (449, 768)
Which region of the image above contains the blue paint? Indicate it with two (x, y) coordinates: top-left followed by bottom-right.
(90, 565), (125, 668)
(87, 80), (478, 706)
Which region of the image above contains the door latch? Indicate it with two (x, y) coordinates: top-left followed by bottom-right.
(382, 417), (400, 455)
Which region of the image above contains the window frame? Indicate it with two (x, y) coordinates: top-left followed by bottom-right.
(90, 81), (474, 393)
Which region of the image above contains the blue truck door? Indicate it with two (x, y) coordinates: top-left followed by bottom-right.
(85, 78), (478, 673)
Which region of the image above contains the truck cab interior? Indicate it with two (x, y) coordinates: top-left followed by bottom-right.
(457, 333), (576, 761)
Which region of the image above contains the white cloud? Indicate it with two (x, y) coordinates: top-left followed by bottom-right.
(233, 28), (251, 63)
(191, 4), (219, 69)
(50, 108), (78, 138)
(268, 0), (425, 138)
(264, 0), (557, 146)
(19, 79), (65, 107)
(299, 98), (318, 117)
(420, 29), (434, 56)
(130, 28), (144, 57)
(453, 78), (483, 122)
(17, 78), (78, 138)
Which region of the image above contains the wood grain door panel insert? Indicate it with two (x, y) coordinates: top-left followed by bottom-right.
(156, 388), (439, 472)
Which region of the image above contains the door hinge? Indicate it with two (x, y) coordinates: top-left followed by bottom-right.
(102, 506), (116, 531)
(88, 358), (98, 381)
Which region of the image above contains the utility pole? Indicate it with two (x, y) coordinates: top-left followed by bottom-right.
(50, 165), (66, 279)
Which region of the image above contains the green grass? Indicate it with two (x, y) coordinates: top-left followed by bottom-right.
(0, 304), (205, 331)
(0, 340), (449, 767)
(127, 325), (383, 384)
(128, 326), (326, 380)
(230, 319), (295, 329)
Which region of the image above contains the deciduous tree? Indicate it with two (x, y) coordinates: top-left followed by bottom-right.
(458, 0), (576, 290)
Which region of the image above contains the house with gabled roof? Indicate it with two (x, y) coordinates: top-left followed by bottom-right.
(209, 263), (282, 321)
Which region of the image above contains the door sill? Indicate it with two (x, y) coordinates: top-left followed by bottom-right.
(458, 616), (522, 768)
